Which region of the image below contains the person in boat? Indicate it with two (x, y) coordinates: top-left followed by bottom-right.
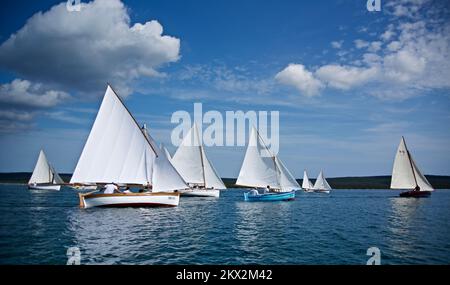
(415, 185), (420, 191)
(122, 186), (132, 194)
(263, 185), (270, 194)
(103, 183), (120, 194)
(249, 189), (259, 196)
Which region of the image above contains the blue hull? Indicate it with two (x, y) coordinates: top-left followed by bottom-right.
(244, 191), (296, 202)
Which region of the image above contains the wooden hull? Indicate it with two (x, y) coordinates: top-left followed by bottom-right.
(178, 189), (220, 197)
(244, 191), (295, 202)
(79, 192), (180, 208)
(400, 190), (432, 198)
(70, 185), (97, 191)
(28, 184), (60, 191)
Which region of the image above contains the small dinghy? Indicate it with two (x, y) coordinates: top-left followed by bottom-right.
(170, 123), (226, 198)
(244, 189), (295, 202)
(237, 127), (300, 201)
(28, 150), (63, 191)
(71, 85), (188, 208)
(312, 170), (332, 194)
(391, 137), (434, 198)
(302, 170), (314, 192)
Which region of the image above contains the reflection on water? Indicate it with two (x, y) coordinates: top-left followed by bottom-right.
(1, 186), (450, 264)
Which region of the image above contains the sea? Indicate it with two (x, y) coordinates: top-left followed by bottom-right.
(0, 185), (449, 265)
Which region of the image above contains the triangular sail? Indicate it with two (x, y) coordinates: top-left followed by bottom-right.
(302, 170), (314, 189)
(171, 124), (226, 189)
(143, 128), (189, 192)
(161, 144), (172, 162)
(70, 86), (156, 185)
(313, 170), (332, 190)
(275, 156), (300, 192)
(236, 127), (279, 189)
(201, 147), (226, 189)
(29, 150), (63, 184)
(391, 137), (434, 191)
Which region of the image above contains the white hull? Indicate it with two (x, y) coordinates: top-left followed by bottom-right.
(303, 188), (314, 193)
(313, 189), (331, 194)
(28, 184), (60, 191)
(79, 192), (180, 208)
(178, 189), (220, 197)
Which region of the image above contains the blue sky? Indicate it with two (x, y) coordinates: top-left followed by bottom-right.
(0, 0), (449, 178)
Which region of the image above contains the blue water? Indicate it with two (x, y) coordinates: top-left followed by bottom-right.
(0, 185), (449, 265)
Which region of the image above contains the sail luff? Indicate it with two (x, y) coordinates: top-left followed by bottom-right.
(70, 85), (157, 185)
(236, 127), (279, 189)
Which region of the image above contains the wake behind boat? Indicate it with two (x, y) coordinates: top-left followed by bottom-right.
(28, 150), (64, 191)
(391, 137), (434, 198)
(71, 85), (188, 208)
(236, 127), (299, 201)
(169, 123), (226, 197)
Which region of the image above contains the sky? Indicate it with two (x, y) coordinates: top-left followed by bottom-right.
(0, 0), (449, 178)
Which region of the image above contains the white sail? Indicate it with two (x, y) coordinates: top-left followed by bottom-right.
(302, 170), (314, 189)
(70, 86), (156, 185)
(236, 127), (279, 189)
(391, 137), (434, 191)
(201, 146), (227, 189)
(171, 125), (204, 185)
(313, 170), (332, 190)
(29, 150), (63, 184)
(161, 144), (172, 162)
(143, 126), (189, 192)
(171, 124), (226, 189)
(275, 156), (300, 192)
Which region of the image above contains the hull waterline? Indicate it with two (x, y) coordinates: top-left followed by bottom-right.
(244, 191), (295, 202)
(28, 184), (60, 191)
(79, 192), (180, 208)
(178, 189), (220, 197)
(313, 189), (330, 194)
(399, 190), (432, 198)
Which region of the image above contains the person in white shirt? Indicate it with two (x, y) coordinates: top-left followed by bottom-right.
(103, 183), (119, 194)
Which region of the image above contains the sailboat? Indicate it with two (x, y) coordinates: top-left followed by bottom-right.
(71, 85), (189, 208)
(302, 170), (314, 192)
(170, 123), (226, 197)
(28, 150), (64, 191)
(391, 136), (434, 198)
(312, 170), (332, 193)
(236, 127), (300, 202)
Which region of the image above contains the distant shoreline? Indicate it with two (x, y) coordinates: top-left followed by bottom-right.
(2, 173), (450, 189)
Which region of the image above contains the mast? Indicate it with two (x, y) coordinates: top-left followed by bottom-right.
(256, 127), (280, 189)
(403, 136), (419, 190)
(195, 125), (207, 187)
(108, 84), (158, 158)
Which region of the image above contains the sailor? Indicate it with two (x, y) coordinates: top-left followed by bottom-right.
(263, 185), (270, 193)
(104, 183), (119, 194)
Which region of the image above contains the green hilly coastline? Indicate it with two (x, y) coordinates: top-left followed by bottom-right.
(2, 172), (450, 189)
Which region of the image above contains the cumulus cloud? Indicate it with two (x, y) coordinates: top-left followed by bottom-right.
(275, 64), (323, 97)
(0, 79), (70, 108)
(276, 0), (450, 100)
(316, 65), (378, 90)
(0, 0), (180, 97)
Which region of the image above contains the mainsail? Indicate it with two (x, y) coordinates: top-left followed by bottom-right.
(171, 123), (226, 189)
(236, 127), (299, 192)
(390, 137), (434, 191)
(70, 85), (188, 192)
(29, 150), (64, 184)
(302, 170), (314, 189)
(313, 170), (331, 191)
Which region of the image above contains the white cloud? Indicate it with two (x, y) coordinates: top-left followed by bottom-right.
(331, 40), (343, 49)
(316, 65), (379, 90)
(275, 64), (323, 97)
(276, 0), (450, 100)
(0, 0), (180, 97)
(0, 79), (69, 108)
